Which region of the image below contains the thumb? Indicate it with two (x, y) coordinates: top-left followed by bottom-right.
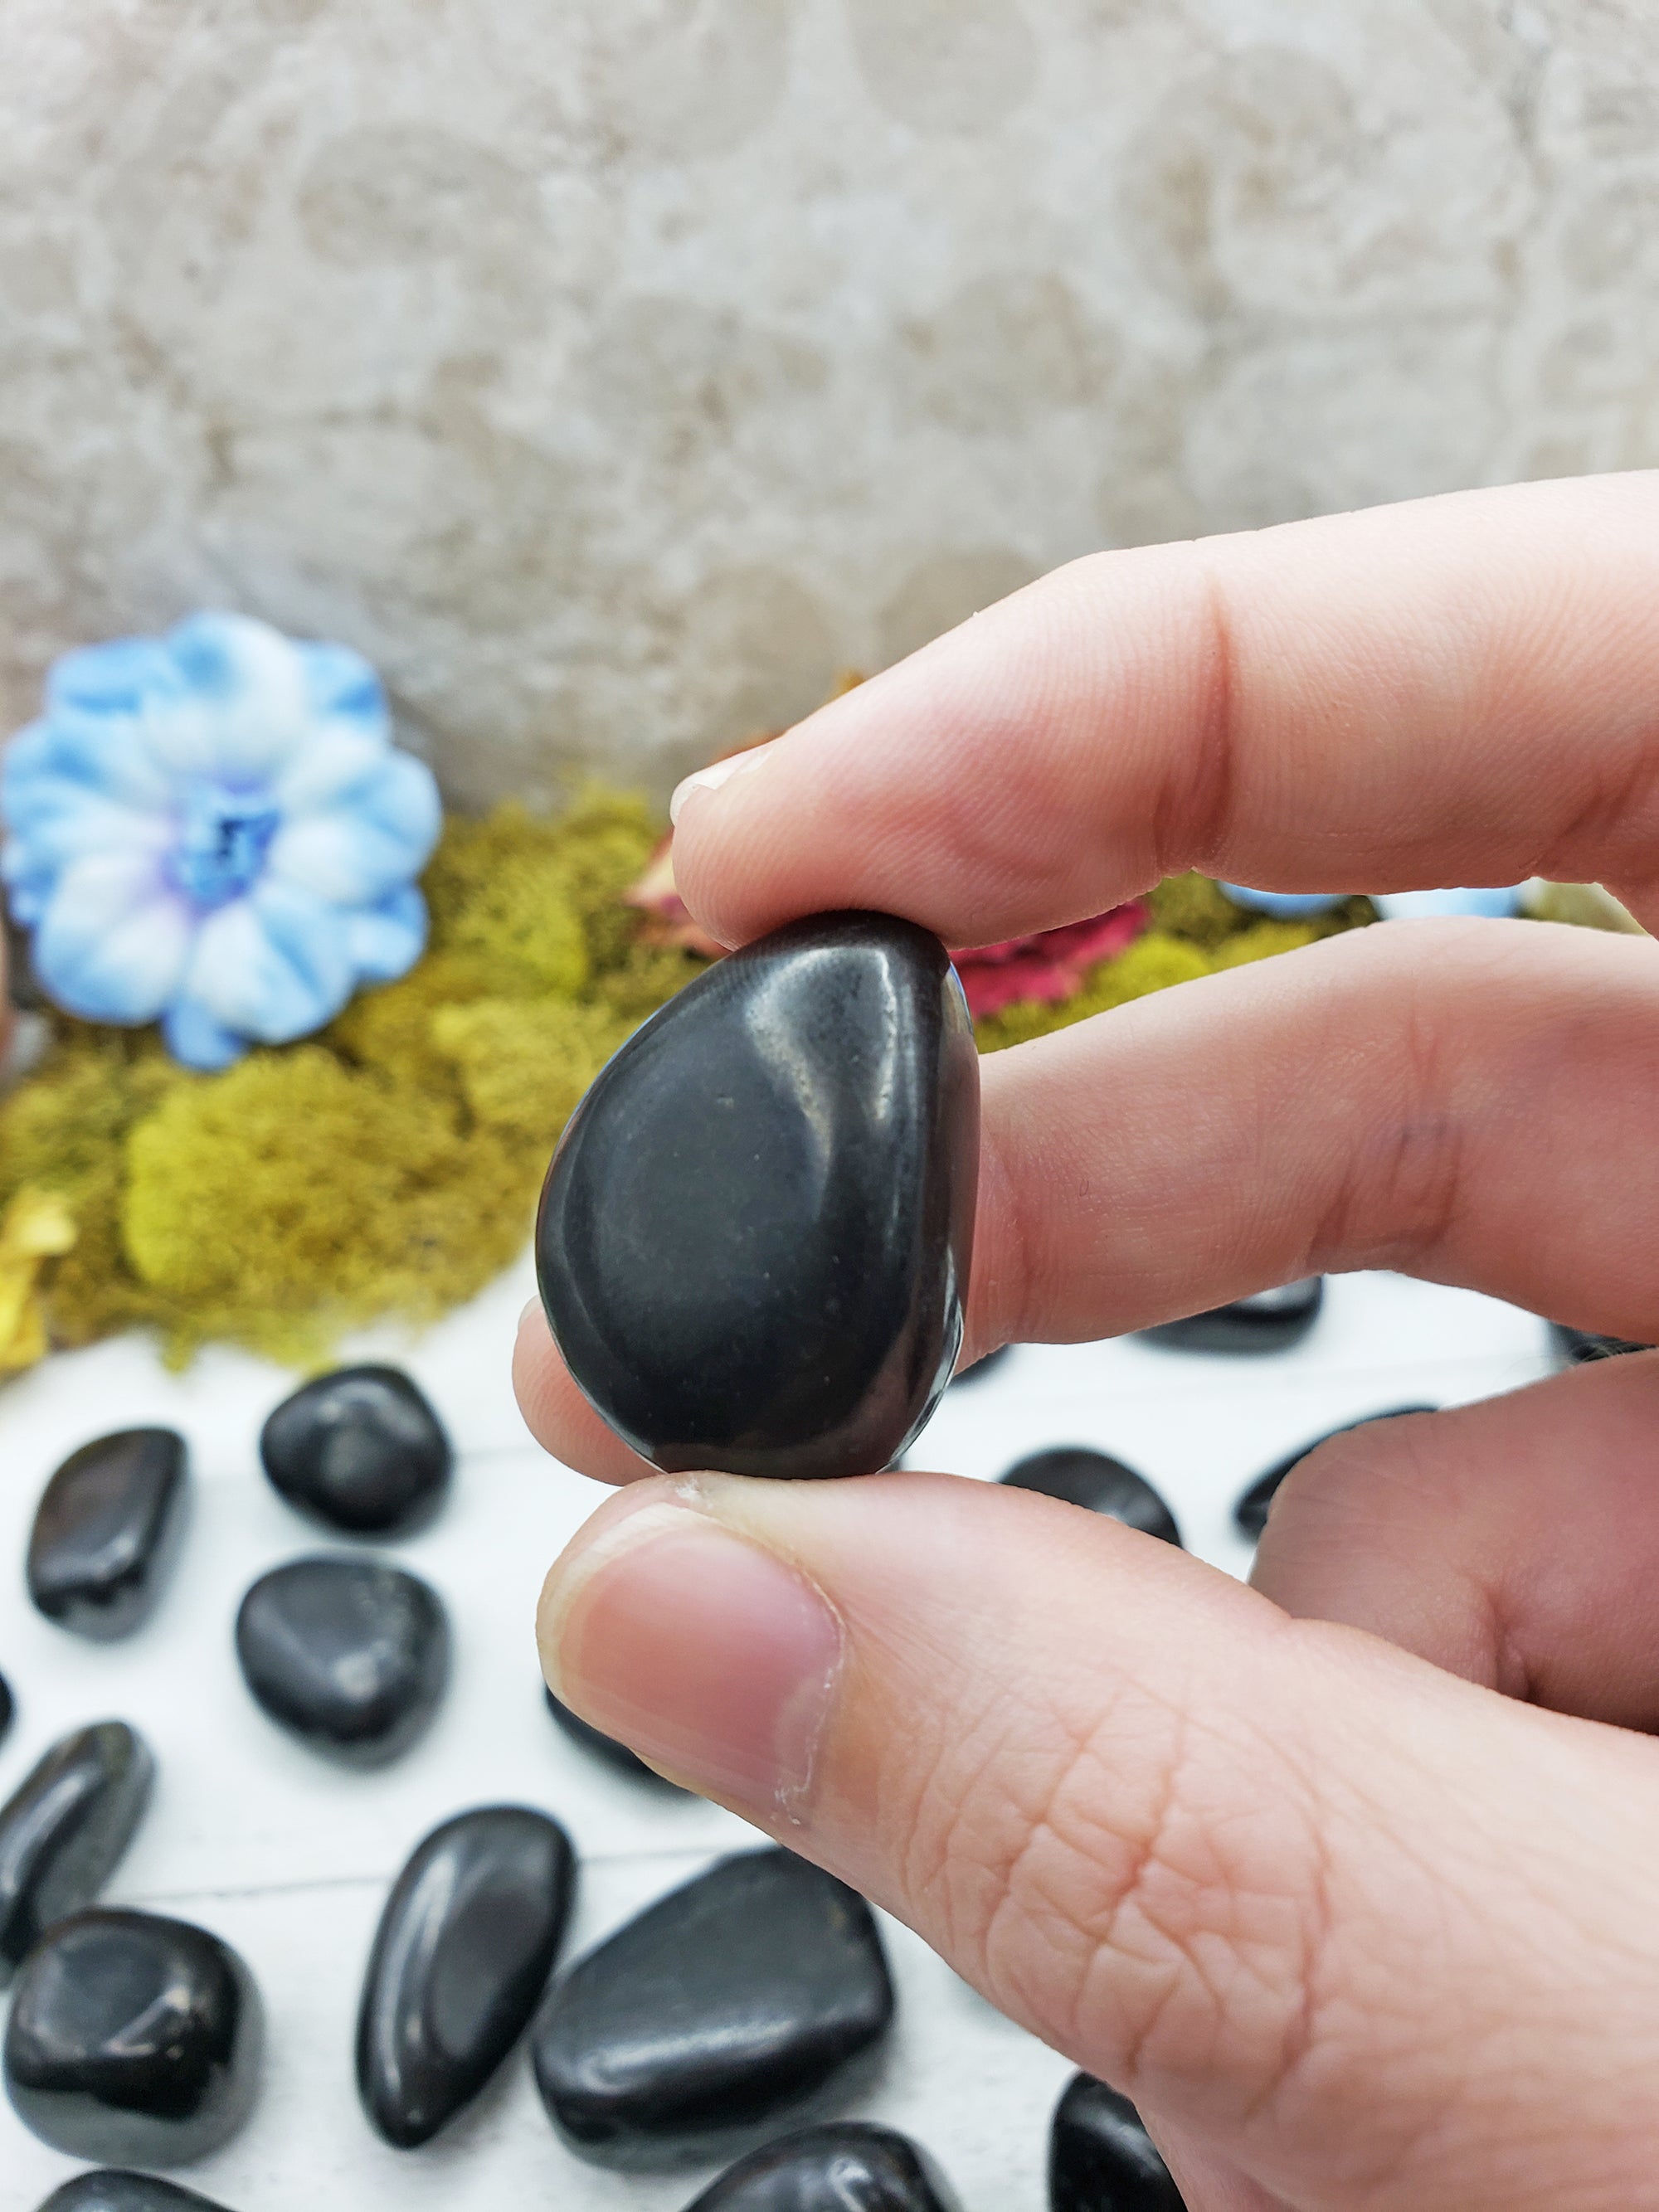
(538, 1471), (1659, 2212)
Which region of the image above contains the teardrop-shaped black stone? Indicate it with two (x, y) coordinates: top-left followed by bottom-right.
(1142, 1278), (1323, 1354)
(530, 1846), (895, 2168)
(4, 1908), (262, 2165)
(234, 1556), (449, 1767)
(537, 912), (980, 1480)
(357, 1804), (576, 2146)
(1000, 1449), (1180, 1546)
(1234, 1403), (1438, 1539)
(1049, 2073), (1185, 2210)
(0, 1721), (153, 1984)
(27, 1431), (189, 1640)
(543, 1684), (684, 1788)
(36, 2174), (235, 2212)
(687, 2122), (960, 2210)
(260, 1365), (452, 1536)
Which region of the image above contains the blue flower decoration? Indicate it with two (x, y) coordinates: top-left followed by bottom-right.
(1, 613), (441, 1069)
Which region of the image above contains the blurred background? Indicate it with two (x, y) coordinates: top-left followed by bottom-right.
(1, 0), (1652, 805)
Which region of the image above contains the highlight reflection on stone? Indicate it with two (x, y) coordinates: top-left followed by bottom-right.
(1000, 1448), (1180, 1547)
(0, 1721), (153, 1984)
(260, 1364), (452, 1536)
(687, 2121), (961, 2209)
(36, 2173), (236, 2211)
(538, 912), (979, 1480)
(27, 1430), (189, 1640)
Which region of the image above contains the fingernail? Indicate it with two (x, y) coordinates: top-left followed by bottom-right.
(538, 1501), (842, 1820)
(669, 741), (775, 827)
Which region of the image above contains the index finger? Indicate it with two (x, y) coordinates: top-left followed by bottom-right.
(670, 474), (1659, 948)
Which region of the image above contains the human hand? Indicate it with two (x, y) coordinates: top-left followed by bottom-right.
(516, 474), (1659, 2211)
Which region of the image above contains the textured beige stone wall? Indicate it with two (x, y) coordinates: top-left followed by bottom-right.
(2, 0), (1655, 805)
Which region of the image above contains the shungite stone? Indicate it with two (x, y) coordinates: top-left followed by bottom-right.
(1235, 1403), (1438, 1539)
(0, 1722), (154, 1984)
(950, 1343), (1012, 1388)
(1550, 1322), (1652, 1364)
(531, 1845), (895, 2169)
(0, 1670), (12, 1747)
(235, 1556), (449, 1767)
(1049, 2073), (1185, 2210)
(37, 2173), (235, 2211)
(1142, 1278), (1323, 1355)
(27, 1430), (188, 1640)
(1000, 1448), (1180, 1547)
(544, 1684), (684, 1788)
(537, 911), (980, 1481)
(260, 1364), (452, 1536)
(358, 1805), (575, 2146)
(5, 1908), (261, 2164)
(687, 2122), (959, 2210)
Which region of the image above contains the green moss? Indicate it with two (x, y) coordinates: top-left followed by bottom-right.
(1146, 871), (1249, 948)
(431, 997), (632, 1135)
(975, 931), (1213, 1051)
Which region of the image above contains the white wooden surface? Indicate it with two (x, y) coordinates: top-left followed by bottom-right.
(0, 1257), (1558, 2212)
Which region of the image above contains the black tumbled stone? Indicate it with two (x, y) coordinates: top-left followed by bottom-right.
(27, 1431), (188, 1640)
(544, 1684), (684, 1788)
(687, 2122), (959, 2210)
(0, 1670), (12, 1747)
(531, 1846), (895, 2168)
(5, 1908), (261, 2165)
(1142, 1278), (1323, 1354)
(358, 1804), (574, 2146)
(0, 1721), (153, 1984)
(537, 911), (980, 1480)
(1000, 1448), (1180, 1546)
(37, 2173), (235, 2212)
(235, 1556), (449, 1767)
(1234, 1403), (1438, 1539)
(1550, 1322), (1652, 1364)
(1050, 2073), (1185, 2210)
(260, 1364), (452, 1536)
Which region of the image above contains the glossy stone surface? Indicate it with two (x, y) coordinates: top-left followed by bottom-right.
(37, 2173), (234, 2211)
(0, 1721), (154, 1984)
(27, 1430), (188, 1640)
(1050, 2073), (1185, 2210)
(531, 1845), (895, 2168)
(235, 1556), (449, 1767)
(538, 911), (980, 1480)
(1142, 1278), (1323, 1355)
(1551, 1322), (1652, 1364)
(358, 1805), (576, 2146)
(544, 1685), (683, 1788)
(260, 1364), (452, 1536)
(1000, 1448), (1180, 1547)
(1235, 1403), (1438, 1539)
(0, 1670), (12, 1748)
(5, 1908), (261, 2164)
(687, 2122), (960, 2210)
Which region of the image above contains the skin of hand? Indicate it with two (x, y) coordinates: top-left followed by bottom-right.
(516, 473), (1659, 2212)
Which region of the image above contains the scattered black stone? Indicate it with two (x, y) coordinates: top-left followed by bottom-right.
(5, 1908), (261, 2165)
(1050, 2073), (1185, 2210)
(0, 1721), (154, 1984)
(687, 2122), (960, 2210)
(27, 1430), (189, 1641)
(235, 1556), (449, 1767)
(544, 1684), (684, 1789)
(538, 912), (980, 1480)
(1000, 1448), (1180, 1547)
(260, 1364), (452, 1537)
(0, 1670), (12, 1748)
(1550, 1323), (1652, 1364)
(36, 2173), (235, 2212)
(358, 1805), (576, 2147)
(1142, 1278), (1323, 1355)
(531, 1846), (895, 2169)
(1235, 1404), (1438, 1540)
(951, 1344), (1012, 1387)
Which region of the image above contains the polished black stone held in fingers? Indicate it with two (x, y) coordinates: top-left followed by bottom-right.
(37, 2174), (236, 2212)
(27, 1429), (189, 1640)
(687, 2122), (961, 2210)
(1050, 2073), (1186, 2210)
(1142, 1278), (1323, 1355)
(531, 1845), (895, 2168)
(1000, 1448), (1181, 1546)
(1234, 1403), (1438, 1539)
(235, 1556), (450, 1767)
(5, 1908), (262, 2165)
(260, 1364), (452, 1536)
(537, 911), (980, 1480)
(358, 1805), (576, 2147)
(0, 1721), (154, 1983)
(544, 1684), (685, 1788)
